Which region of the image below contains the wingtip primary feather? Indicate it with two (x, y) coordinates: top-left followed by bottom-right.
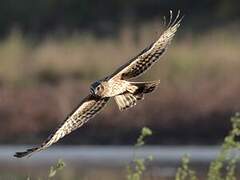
(14, 151), (29, 158)
(160, 10), (183, 42)
(14, 147), (38, 158)
(164, 10), (184, 30)
(167, 10), (173, 28)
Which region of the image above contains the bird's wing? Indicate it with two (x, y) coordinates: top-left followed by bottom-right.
(108, 11), (183, 81)
(14, 95), (109, 158)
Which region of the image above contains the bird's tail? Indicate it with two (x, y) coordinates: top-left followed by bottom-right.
(114, 80), (160, 111)
(130, 80), (160, 94)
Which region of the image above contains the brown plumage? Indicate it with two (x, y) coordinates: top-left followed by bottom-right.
(108, 10), (183, 80)
(14, 10), (182, 158)
(14, 95), (109, 158)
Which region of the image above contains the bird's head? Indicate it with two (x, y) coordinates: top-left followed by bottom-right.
(90, 80), (104, 96)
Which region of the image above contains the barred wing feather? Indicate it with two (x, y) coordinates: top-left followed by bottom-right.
(14, 95), (109, 158)
(109, 11), (183, 80)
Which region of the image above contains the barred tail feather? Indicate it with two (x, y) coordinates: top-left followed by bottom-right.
(131, 80), (160, 94)
(114, 80), (160, 111)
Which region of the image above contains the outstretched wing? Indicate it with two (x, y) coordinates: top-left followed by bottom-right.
(108, 11), (183, 80)
(14, 95), (109, 158)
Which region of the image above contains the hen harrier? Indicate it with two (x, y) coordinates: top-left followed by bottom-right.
(14, 11), (183, 158)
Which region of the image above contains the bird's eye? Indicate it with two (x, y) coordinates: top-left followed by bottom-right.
(97, 86), (100, 91)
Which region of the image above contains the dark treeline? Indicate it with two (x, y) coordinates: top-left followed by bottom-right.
(0, 0), (240, 38)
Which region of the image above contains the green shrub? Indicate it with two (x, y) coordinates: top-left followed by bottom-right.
(126, 127), (153, 180)
(48, 159), (66, 179)
(175, 155), (197, 180)
(26, 113), (240, 180)
(175, 113), (240, 180)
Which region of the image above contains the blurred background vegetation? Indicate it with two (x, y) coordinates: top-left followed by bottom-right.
(0, 0), (240, 146)
(1, 0), (240, 179)
(0, 0), (239, 37)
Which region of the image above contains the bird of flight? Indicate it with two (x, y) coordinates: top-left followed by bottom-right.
(14, 11), (183, 158)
